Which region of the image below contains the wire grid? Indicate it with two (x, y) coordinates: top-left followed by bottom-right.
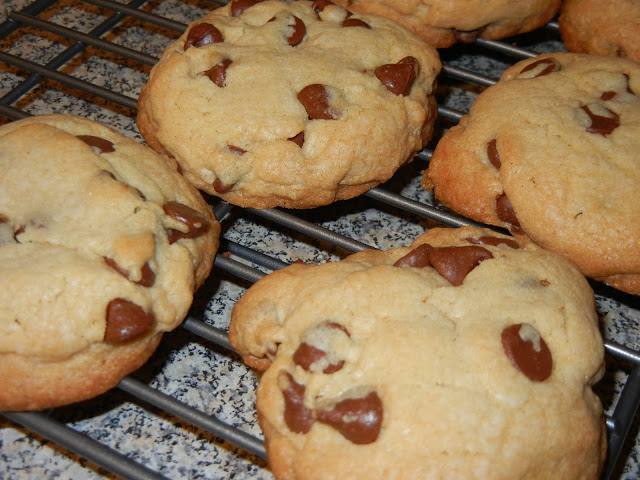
(1, 1), (639, 479)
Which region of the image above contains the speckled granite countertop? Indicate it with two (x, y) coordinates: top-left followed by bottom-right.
(1, 1), (639, 479)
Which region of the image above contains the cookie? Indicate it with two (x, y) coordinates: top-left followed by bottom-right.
(559, 0), (640, 62)
(230, 226), (606, 480)
(137, 0), (441, 209)
(0, 114), (219, 411)
(331, 0), (561, 48)
(423, 53), (640, 296)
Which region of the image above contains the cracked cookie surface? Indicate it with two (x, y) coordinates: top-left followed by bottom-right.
(230, 226), (606, 480)
(137, 0), (440, 209)
(0, 114), (219, 411)
(423, 53), (640, 295)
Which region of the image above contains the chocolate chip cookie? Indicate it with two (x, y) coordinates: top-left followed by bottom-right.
(331, 0), (561, 48)
(230, 226), (606, 480)
(0, 114), (219, 411)
(137, 0), (441, 209)
(423, 53), (640, 296)
(559, 0), (640, 62)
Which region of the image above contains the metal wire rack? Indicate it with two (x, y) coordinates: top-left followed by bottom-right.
(1, 1), (639, 478)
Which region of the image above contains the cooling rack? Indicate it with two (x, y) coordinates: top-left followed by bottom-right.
(1, 1), (639, 478)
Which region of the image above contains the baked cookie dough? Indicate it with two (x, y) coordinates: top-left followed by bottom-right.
(559, 0), (640, 62)
(423, 53), (640, 295)
(331, 0), (561, 48)
(230, 226), (606, 480)
(0, 114), (219, 411)
(137, 0), (441, 209)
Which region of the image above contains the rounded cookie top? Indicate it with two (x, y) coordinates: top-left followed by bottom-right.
(137, 0), (440, 209)
(559, 0), (640, 62)
(230, 226), (606, 480)
(331, 0), (561, 48)
(424, 53), (640, 295)
(0, 114), (219, 410)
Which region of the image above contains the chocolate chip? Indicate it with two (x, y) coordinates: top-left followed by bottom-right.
(287, 16), (306, 46)
(77, 135), (115, 154)
(375, 56), (418, 96)
(487, 139), (501, 169)
(501, 323), (552, 382)
(452, 27), (484, 43)
(184, 23), (223, 50)
(201, 58), (232, 87)
(164, 201), (211, 243)
(104, 298), (154, 343)
(281, 372), (315, 434)
(288, 132), (304, 147)
(342, 18), (370, 28)
(600, 91), (617, 101)
(293, 321), (350, 374)
(316, 390), (383, 444)
(625, 74), (635, 95)
(105, 257), (156, 287)
(465, 236), (519, 249)
(13, 224), (25, 242)
(297, 84), (339, 120)
(429, 245), (493, 286)
(230, 0), (266, 17)
(580, 104), (620, 136)
(519, 57), (560, 78)
(213, 179), (234, 193)
(393, 243), (433, 268)
(496, 194), (522, 234)
(395, 244), (492, 285)
(293, 343), (345, 373)
(228, 144), (246, 155)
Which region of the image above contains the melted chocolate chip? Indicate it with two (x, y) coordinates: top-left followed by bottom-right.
(287, 16), (306, 46)
(288, 132), (305, 147)
(393, 243), (433, 268)
(163, 201), (211, 243)
(465, 236), (519, 249)
(496, 194), (522, 233)
(77, 135), (115, 154)
(201, 58), (232, 87)
(298, 84), (339, 120)
(184, 23), (224, 50)
(342, 18), (370, 28)
(395, 244), (492, 285)
(580, 104), (620, 136)
(230, 0), (266, 17)
(293, 343), (345, 374)
(105, 257), (156, 287)
(375, 56), (418, 96)
(281, 372), (315, 434)
(213, 179), (234, 193)
(228, 144), (246, 155)
(487, 139), (501, 169)
(501, 323), (552, 382)
(316, 390), (383, 444)
(13, 224), (25, 242)
(429, 245), (493, 286)
(293, 321), (349, 374)
(519, 57), (560, 78)
(104, 298), (154, 343)
(600, 91), (617, 101)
